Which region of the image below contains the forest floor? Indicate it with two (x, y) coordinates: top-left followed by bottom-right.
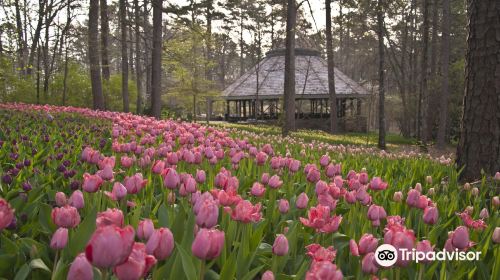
(210, 121), (456, 159)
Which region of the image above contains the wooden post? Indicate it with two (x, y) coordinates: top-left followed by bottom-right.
(226, 100), (230, 120)
(260, 100), (264, 119)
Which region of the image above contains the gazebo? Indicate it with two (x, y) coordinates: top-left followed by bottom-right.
(221, 48), (371, 132)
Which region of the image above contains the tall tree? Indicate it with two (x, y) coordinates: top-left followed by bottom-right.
(89, 0), (105, 109)
(120, 0), (129, 112)
(151, 0), (163, 118)
(134, 0), (143, 114)
(437, 0), (450, 148)
(418, 0), (430, 144)
(282, 0), (296, 137)
(325, 0), (337, 133)
(456, 0), (500, 181)
(376, 0), (386, 149)
(100, 0), (111, 81)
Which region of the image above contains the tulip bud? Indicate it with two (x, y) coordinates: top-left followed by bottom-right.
(50, 228), (68, 250)
(492, 227), (500, 244)
(494, 196), (500, 208)
(423, 206), (439, 225)
(262, 270), (275, 280)
(272, 234), (289, 256)
(479, 208), (489, 219)
(137, 219), (155, 241)
(112, 182), (128, 200)
(85, 225), (135, 268)
(68, 253), (93, 280)
(146, 228), (175, 260)
(296, 192), (309, 209)
(0, 199), (14, 231)
(51, 205), (80, 228)
(278, 199), (289, 214)
(415, 183), (422, 192)
(361, 252), (378, 274)
(427, 188), (435, 196)
(471, 187), (479, 196)
(69, 190), (85, 209)
(195, 170), (206, 184)
(393, 191), (403, 202)
(451, 226), (470, 249)
(349, 239), (359, 256)
(55, 192), (67, 207)
(191, 228), (225, 260)
(465, 206), (474, 215)
(463, 183), (471, 191)
(426, 176), (432, 185)
(494, 172), (500, 181)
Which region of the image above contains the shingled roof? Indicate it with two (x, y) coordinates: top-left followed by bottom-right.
(222, 48), (370, 100)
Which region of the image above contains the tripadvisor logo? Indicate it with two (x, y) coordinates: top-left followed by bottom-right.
(374, 244), (481, 266)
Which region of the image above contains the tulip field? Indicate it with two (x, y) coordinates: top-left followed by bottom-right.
(1, 103), (499, 280)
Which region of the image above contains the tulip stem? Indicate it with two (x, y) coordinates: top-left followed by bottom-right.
(199, 260), (205, 280)
(101, 269), (109, 280)
(51, 250), (59, 280)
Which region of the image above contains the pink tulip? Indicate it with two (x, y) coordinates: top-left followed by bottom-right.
(451, 226), (470, 249)
(288, 159), (300, 173)
(361, 252), (378, 274)
(345, 191), (356, 204)
(194, 192), (219, 228)
(191, 228), (225, 260)
(315, 180), (329, 195)
(492, 227), (500, 244)
(325, 163), (341, 178)
(306, 168), (321, 183)
(250, 182), (266, 197)
(296, 192), (309, 209)
(112, 182), (128, 200)
(146, 227), (175, 260)
(416, 195), (430, 209)
(306, 261), (343, 280)
(85, 225), (135, 268)
(163, 168), (180, 189)
(358, 234), (378, 255)
(368, 177), (388, 191)
(195, 169), (206, 184)
(227, 200), (262, 223)
(97, 165), (114, 181)
(319, 155), (330, 167)
(50, 227), (68, 250)
(479, 208), (489, 219)
(272, 234), (289, 256)
(358, 172), (369, 185)
(121, 156), (135, 168)
(124, 173), (147, 194)
(300, 204), (342, 233)
(68, 253), (93, 280)
(82, 173), (103, 193)
(349, 239), (359, 256)
(261, 173), (270, 185)
(279, 199), (289, 214)
(393, 191), (403, 202)
(152, 160), (165, 174)
(367, 204), (387, 226)
(69, 190), (85, 209)
(268, 175), (283, 189)
(305, 244), (337, 262)
(255, 152), (268, 165)
(96, 208), (124, 228)
(0, 199), (14, 231)
(137, 219), (155, 241)
(51, 205), (81, 228)
(55, 192), (67, 207)
(261, 270), (275, 280)
(113, 242), (157, 280)
(423, 206), (438, 225)
(416, 240), (433, 263)
(406, 189), (420, 207)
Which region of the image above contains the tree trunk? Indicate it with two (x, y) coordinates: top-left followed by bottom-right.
(437, 0), (450, 148)
(427, 0), (439, 138)
(27, 0), (45, 75)
(325, 0), (337, 133)
(205, 0), (213, 81)
(100, 0), (111, 81)
(120, 0), (129, 112)
(456, 0), (500, 181)
(282, 0), (296, 137)
(239, 14), (244, 77)
(134, 0), (143, 114)
(377, 0), (386, 150)
(14, 0), (25, 74)
(151, 0), (163, 118)
(89, 0), (105, 110)
(418, 0), (430, 144)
